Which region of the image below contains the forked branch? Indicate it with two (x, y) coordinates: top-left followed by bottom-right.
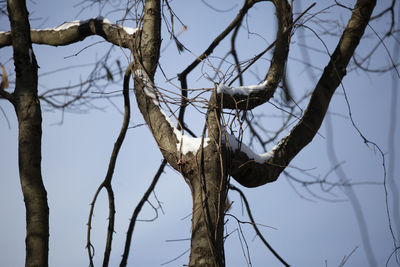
(228, 0), (377, 187)
(177, 0), (268, 127)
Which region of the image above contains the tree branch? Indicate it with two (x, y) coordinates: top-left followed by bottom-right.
(0, 17), (138, 48)
(177, 0), (266, 128)
(229, 0), (377, 187)
(217, 1), (316, 110)
(0, 89), (13, 102)
(229, 185), (289, 266)
(86, 62), (132, 267)
(131, 0), (213, 176)
(120, 158), (167, 267)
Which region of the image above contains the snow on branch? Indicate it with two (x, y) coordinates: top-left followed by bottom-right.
(0, 16), (138, 48)
(51, 17), (138, 35)
(173, 123), (210, 155)
(217, 80), (268, 96)
(215, 0), (292, 111)
(161, 106), (210, 155)
(216, 79), (275, 110)
(134, 69), (159, 105)
(228, 0), (376, 188)
(224, 133), (277, 163)
(134, 68), (210, 155)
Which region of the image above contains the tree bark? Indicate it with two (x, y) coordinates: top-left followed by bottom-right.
(7, 0), (49, 266)
(131, 0), (229, 264)
(188, 161), (226, 267)
(187, 93), (227, 267)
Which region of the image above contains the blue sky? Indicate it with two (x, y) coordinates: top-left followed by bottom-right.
(1, 0), (399, 266)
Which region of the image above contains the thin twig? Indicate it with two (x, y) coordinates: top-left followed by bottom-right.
(229, 2), (316, 86)
(229, 185), (290, 267)
(177, 0), (258, 128)
(120, 159), (167, 267)
(86, 62), (132, 267)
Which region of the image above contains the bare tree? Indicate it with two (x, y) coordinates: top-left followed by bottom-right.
(0, 0), (398, 266)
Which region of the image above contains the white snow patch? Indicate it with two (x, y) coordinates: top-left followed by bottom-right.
(97, 17), (138, 35)
(217, 80), (268, 96)
(134, 69), (159, 105)
(160, 109), (210, 155)
(134, 70), (210, 155)
(101, 17), (112, 24)
(54, 21), (80, 31)
(224, 133), (276, 163)
(53, 17), (103, 31)
(175, 131), (210, 155)
(123, 26), (138, 35)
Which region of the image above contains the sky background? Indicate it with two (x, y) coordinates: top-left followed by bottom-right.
(0, 0), (399, 266)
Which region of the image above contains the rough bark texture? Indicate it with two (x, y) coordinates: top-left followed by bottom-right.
(7, 0), (49, 266)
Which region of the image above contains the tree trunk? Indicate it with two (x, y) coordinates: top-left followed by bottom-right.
(7, 0), (49, 266)
(188, 158), (227, 267)
(15, 85), (49, 267)
(188, 93), (227, 267)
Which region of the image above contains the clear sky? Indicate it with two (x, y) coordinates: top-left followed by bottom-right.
(0, 0), (399, 266)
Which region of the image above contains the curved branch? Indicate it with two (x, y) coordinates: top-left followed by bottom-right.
(229, 185), (289, 267)
(229, 0), (376, 187)
(230, 24), (244, 86)
(132, 0), (213, 175)
(217, 0), (299, 110)
(177, 0), (266, 128)
(0, 17), (138, 48)
(120, 159), (167, 267)
(86, 62), (132, 267)
(129, 0), (180, 166)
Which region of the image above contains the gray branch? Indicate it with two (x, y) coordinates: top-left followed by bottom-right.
(0, 17), (137, 48)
